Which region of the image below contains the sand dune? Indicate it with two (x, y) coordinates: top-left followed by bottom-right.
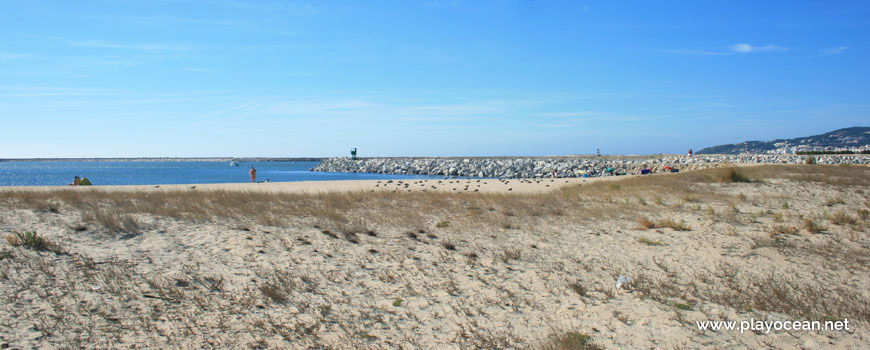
(0, 165), (867, 349)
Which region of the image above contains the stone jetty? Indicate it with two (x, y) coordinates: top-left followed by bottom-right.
(311, 154), (870, 178)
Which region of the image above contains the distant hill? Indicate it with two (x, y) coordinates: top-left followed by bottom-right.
(697, 127), (870, 155)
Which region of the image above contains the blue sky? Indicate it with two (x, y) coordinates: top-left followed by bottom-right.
(1, 0), (867, 157)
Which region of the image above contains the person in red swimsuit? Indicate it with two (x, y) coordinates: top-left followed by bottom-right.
(249, 166), (257, 183)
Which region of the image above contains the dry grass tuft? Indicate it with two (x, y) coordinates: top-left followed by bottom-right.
(5, 231), (65, 254)
(498, 248), (522, 263)
(656, 218), (691, 231)
(636, 216), (690, 231)
(540, 332), (602, 350)
(720, 169), (753, 183)
(568, 282), (587, 297)
(829, 211), (857, 226)
(769, 225), (799, 236)
(705, 205), (715, 216)
(803, 218), (827, 234)
(825, 197), (846, 206)
(634, 261), (870, 322)
(637, 216), (655, 230)
(638, 237), (664, 246)
(81, 211), (142, 234)
(750, 236), (869, 268)
(259, 284), (288, 304)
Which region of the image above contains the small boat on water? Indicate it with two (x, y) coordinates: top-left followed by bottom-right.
(229, 161), (239, 166)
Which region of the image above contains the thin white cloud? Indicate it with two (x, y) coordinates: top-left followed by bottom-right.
(728, 43), (788, 53)
(730, 43), (752, 53)
(67, 39), (192, 51)
(671, 43), (788, 55)
(821, 46), (848, 55)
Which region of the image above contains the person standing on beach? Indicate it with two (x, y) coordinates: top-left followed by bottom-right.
(249, 166), (257, 183)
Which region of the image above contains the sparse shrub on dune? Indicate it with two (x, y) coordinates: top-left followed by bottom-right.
(803, 218), (827, 233)
(259, 283), (288, 304)
(636, 216), (655, 230)
(638, 237), (664, 246)
(720, 169), (752, 183)
(769, 225), (799, 236)
(825, 197), (845, 206)
(681, 195), (701, 203)
(81, 211), (142, 234)
(634, 261), (870, 322)
(568, 282), (587, 297)
(829, 211), (857, 226)
(705, 205), (715, 216)
(772, 212), (783, 222)
(671, 302), (693, 311)
(635, 216), (689, 231)
(5, 231), (65, 254)
(540, 332), (602, 350)
(498, 248), (522, 263)
(656, 218), (691, 231)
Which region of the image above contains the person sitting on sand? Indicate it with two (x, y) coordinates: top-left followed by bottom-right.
(249, 166), (257, 183)
(67, 176), (80, 186)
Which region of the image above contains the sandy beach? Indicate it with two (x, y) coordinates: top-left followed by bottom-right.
(0, 165), (868, 349)
(3, 176), (613, 194)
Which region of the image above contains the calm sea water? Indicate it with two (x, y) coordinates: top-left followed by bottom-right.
(0, 161), (441, 186)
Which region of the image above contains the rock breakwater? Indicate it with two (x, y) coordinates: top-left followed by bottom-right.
(311, 155), (869, 178)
